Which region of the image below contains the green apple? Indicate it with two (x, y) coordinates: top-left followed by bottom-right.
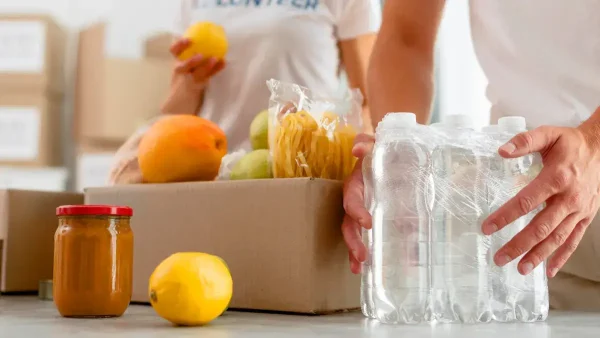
(230, 149), (273, 180)
(249, 110), (269, 150)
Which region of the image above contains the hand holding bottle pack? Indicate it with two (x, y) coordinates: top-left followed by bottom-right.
(361, 113), (548, 324)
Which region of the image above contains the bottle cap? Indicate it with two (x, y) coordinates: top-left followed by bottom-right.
(56, 205), (133, 217)
(498, 116), (527, 132)
(376, 112), (417, 132)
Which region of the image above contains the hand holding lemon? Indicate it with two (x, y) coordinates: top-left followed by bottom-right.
(162, 22), (228, 115)
(173, 22), (228, 86)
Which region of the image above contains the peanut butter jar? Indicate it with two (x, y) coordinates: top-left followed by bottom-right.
(54, 205), (133, 318)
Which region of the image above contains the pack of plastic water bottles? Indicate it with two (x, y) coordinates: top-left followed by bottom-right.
(361, 113), (549, 324)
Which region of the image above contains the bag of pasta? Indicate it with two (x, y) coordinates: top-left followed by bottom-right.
(266, 79), (363, 180)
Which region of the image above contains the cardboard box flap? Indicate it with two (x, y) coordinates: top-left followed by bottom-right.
(85, 178), (359, 313)
(0, 189), (84, 292)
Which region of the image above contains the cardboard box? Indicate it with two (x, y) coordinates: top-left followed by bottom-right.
(0, 167), (68, 192)
(76, 142), (121, 192)
(144, 32), (175, 60)
(75, 23), (172, 143)
(85, 178), (360, 314)
(0, 92), (62, 167)
(0, 14), (66, 94)
(0, 189), (83, 292)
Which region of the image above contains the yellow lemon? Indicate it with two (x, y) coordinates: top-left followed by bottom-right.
(178, 22), (228, 61)
(149, 252), (233, 326)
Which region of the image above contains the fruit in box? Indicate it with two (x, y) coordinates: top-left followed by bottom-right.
(250, 109), (269, 150)
(139, 115), (227, 183)
(230, 149), (273, 180)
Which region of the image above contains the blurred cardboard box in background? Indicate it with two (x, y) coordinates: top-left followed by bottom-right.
(0, 14), (66, 95)
(75, 23), (173, 144)
(0, 92), (62, 167)
(144, 32), (174, 60)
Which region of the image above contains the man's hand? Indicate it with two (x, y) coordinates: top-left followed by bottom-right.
(482, 112), (600, 278)
(342, 134), (375, 274)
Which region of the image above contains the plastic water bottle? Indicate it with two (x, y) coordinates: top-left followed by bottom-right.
(431, 114), (492, 323)
(481, 125), (499, 134)
(361, 154), (375, 319)
(489, 116), (548, 322)
(369, 112), (432, 324)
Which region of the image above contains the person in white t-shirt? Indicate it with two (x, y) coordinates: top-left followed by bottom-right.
(342, 0), (600, 310)
(108, 0), (381, 184)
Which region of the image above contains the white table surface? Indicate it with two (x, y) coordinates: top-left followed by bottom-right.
(1, 296), (599, 337)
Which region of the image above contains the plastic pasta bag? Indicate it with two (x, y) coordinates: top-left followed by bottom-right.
(266, 79), (363, 180)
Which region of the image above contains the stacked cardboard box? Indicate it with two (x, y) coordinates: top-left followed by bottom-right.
(0, 14), (68, 191)
(74, 23), (174, 191)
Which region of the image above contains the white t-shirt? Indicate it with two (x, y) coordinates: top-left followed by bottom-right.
(470, 0), (600, 129)
(178, 0), (381, 151)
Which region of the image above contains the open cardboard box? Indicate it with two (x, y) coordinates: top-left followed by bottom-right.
(85, 178), (360, 314)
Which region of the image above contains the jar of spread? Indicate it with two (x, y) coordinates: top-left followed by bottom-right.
(54, 205), (134, 318)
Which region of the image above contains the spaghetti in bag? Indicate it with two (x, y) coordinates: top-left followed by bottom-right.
(266, 79), (363, 180)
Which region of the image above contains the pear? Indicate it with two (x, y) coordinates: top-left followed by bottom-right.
(249, 110), (269, 150)
(230, 149), (273, 180)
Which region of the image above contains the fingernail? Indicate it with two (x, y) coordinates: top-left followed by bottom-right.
(549, 268), (558, 278)
(521, 262), (534, 275)
(484, 223), (498, 235)
(352, 250), (358, 260)
(500, 142), (516, 154)
(496, 254), (512, 267)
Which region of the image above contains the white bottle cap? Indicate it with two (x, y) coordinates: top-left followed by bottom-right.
(481, 124), (499, 133)
(443, 114), (473, 129)
(498, 116), (527, 133)
(377, 112), (417, 131)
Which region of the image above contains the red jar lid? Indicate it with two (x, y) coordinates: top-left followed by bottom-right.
(56, 205), (133, 217)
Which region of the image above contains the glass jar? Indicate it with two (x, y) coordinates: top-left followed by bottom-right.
(54, 205), (134, 318)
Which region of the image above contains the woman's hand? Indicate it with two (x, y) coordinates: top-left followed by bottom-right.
(161, 38), (226, 115)
(482, 111), (600, 278)
(341, 133), (375, 274)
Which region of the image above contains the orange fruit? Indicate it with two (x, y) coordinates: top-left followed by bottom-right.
(139, 115), (227, 183)
(178, 22), (228, 61)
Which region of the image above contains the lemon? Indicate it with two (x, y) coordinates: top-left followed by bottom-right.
(149, 252), (233, 326)
(178, 22), (228, 61)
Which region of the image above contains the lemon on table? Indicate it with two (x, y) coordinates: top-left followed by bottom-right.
(149, 252), (233, 326)
(178, 22), (228, 61)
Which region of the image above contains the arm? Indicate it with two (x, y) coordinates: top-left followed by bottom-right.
(339, 34), (377, 134)
(367, 0), (445, 126)
(160, 39), (225, 115)
(161, 69), (204, 115)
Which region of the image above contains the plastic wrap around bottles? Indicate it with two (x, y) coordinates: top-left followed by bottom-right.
(361, 113), (548, 324)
